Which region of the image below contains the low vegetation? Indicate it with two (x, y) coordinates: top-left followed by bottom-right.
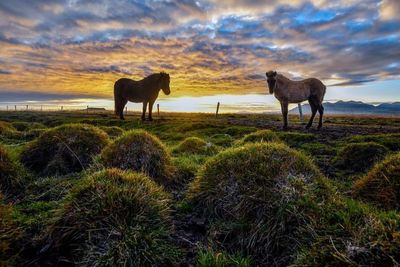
(236, 129), (280, 145)
(20, 124), (109, 176)
(172, 136), (218, 155)
(353, 153), (400, 210)
(36, 169), (180, 266)
(1, 112), (400, 266)
(335, 142), (389, 173)
(186, 142), (331, 265)
(100, 130), (174, 185)
(0, 144), (20, 197)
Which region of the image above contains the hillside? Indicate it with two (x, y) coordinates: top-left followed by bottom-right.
(290, 100), (400, 115)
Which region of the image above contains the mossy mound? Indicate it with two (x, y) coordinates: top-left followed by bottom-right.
(0, 121), (21, 139)
(100, 130), (174, 185)
(335, 142), (389, 172)
(41, 169), (180, 266)
(173, 137), (218, 155)
(0, 145), (20, 197)
(186, 142), (330, 265)
(11, 122), (45, 132)
(353, 153), (400, 210)
(237, 129), (280, 145)
(99, 126), (124, 139)
(20, 124), (109, 176)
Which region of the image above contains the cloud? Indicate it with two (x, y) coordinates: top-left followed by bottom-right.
(0, 0), (398, 98)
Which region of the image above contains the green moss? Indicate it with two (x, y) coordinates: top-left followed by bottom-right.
(353, 153), (400, 210)
(236, 129), (280, 145)
(186, 142), (331, 265)
(276, 132), (316, 147)
(40, 169), (180, 266)
(20, 124), (109, 176)
(172, 137), (219, 155)
(100, 130), (174, 185)
(335, 142), (389, 173)
(172, 155), (208, 185)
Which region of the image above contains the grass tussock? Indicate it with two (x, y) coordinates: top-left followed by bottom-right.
(186, 142), (331, 266)
(0, 195), (22, 265)
(0, 144), (21, 197)
(11, 122), (45, 132)
(197, 248), (251, 267)
(39, 168), (180, 266)
(353, 153), (400, 210)
(20, 124), (109, 176)
(0, 121), (22, 139)
(172, 137), (219, 155)
(236, 129), (280, 145)
(335, 142), (389, 172)
(101, 130), (174, 185)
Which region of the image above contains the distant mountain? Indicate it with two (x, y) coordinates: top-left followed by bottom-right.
(289, 101), (400, 115)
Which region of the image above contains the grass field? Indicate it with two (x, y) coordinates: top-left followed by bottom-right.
(1, 111), (400, 266)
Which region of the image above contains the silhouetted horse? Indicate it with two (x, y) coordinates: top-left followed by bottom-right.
(266, 71), (326, 129)
(114, 72), (171, 121)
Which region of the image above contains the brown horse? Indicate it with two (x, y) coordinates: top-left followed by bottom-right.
(114, 72), (171, 121)
(266, 71), (326, 129)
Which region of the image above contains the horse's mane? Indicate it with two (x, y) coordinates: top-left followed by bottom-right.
(142, 72), (167, 83)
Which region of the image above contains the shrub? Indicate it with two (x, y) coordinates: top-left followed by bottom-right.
(40, 169), (180, 266)
(0, 145), (20, 197)
(20, 124), (109, 176)
(353, 153), (400, 210)
(100, 130), (174, 185)
(99, 126), (124, 139)
(173, 137), (218, 155)
(335, 142), (388, 172)
(186, 142), (331, 266)
(236, 129), (280, 145)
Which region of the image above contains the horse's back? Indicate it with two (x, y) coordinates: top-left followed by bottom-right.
(304, 78), (326, 98)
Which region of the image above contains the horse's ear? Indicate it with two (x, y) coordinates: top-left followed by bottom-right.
(273, 71), (277, 76)
(265, 72), (268, 77)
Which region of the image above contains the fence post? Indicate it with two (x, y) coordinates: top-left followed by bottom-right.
(87, 105), (89, 114)
(216, 102), (220, 117)
(26, 105), (28, 111)
(125, 106), (128, 115)
(61, 106), (63, 111)
(6, 106), (8, 111)
(14, 105), (16, 111)
(41, 105), (43, 112)
(298, 103), (303, 122)
(157, 104), (160, 116)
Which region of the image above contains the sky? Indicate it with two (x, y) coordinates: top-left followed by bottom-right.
(0, 0), (399, 112)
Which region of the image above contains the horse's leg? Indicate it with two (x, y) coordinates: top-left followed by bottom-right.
(148, 101), (154, 121)
(280, 101), (289, 130)
(306, 99), (317, 129)
(119, 99), (127, 120)
(317, 103), (324, 129)
(141, 101), (148, 121)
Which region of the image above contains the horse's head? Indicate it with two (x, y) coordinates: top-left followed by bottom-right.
(159, 72), (171, 95)
(265, 71), (277, 94)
